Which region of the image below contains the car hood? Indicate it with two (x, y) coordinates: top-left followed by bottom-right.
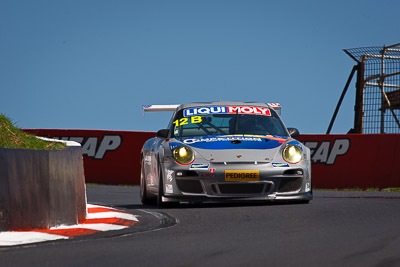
(170, 134), (291, 162)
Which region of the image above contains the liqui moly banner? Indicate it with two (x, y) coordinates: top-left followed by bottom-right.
(183, 106), (271, 117)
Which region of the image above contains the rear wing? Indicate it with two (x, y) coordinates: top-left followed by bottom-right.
(142, 104), (179, 116)
(267, 103), (281, 115)
(142, 103), (281, 116)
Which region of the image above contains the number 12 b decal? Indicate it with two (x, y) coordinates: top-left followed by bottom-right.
(173, 116), (202, 127)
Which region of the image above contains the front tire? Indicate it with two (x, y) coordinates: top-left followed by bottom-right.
(140, 158), (154, 205)
(157, 164), (164, 207)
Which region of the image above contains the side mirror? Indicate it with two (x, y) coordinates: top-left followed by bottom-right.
(287, 128), (300, 138)
(156, 129), (170, 139)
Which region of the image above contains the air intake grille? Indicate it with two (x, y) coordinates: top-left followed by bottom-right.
(214, 183), (270, 195)
(176, 179), (204, 194)
(278, 178), (303, 193)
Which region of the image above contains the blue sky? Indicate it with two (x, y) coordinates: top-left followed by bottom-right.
(1, 0), (399, 134)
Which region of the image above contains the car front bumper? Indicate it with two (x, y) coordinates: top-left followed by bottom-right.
(160, 160), (312, 203)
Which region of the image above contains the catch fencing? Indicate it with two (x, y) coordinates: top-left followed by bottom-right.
(344, 43), (400, 133)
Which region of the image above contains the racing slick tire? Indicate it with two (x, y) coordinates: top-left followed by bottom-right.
(140, 158), (155, 205)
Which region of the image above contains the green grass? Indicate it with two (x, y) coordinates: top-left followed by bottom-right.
(0, 114), (66, 150)
(381, 188), (400, 192)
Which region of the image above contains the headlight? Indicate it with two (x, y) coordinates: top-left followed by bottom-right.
(282, 144), (302, 164)
(172, 146), (194, 165)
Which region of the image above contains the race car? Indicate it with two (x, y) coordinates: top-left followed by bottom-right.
(140, 101), (312, 207)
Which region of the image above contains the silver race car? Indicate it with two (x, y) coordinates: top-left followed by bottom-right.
(140, 102), (312, 207)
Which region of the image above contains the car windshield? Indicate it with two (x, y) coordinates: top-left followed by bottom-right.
(171, 106), (289, 137)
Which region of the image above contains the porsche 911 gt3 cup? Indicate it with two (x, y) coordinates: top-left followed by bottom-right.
(140, 102), (312, 207)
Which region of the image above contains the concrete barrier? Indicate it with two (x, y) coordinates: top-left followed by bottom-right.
(0, 146), (86, 231)
(24, 129), (153, 185)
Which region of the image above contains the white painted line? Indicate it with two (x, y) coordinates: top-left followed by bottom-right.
(72, 223), (128, 231)
(0, 232), (68, 246)
(36, 136), (81, 147)
(86, 211), (139, 221)
(87, 204), (119, 210)
(49, 223), (127, 231)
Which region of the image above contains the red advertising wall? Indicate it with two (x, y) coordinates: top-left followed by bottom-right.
(297, 134), (400, 189)
(24, 129), (400, 189)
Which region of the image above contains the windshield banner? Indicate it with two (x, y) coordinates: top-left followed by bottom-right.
(183, 106), (271, 117)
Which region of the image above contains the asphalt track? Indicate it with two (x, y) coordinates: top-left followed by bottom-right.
(1, 185), (400, 267)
